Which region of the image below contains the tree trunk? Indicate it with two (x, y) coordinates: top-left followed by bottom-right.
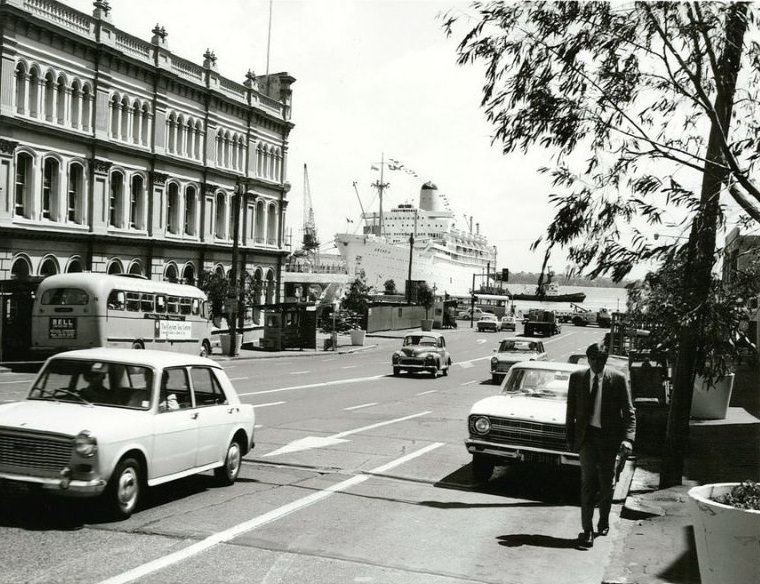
(659, 3), (748, 488)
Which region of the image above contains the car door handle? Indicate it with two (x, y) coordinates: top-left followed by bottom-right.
(191, 412), (199, 419)
(227, 407), (237, 414)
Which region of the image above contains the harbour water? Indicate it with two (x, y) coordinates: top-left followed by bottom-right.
(508, 286), (628, 314)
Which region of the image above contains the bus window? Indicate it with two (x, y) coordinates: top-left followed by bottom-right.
(202, 301), (210, 319)
(141, 293), (155, 312)
(191, 298), (200, 316)
(180, 297), (192, 315)
(42, 288), (89, 305)
(167, 296), (179, 314)
(107, 290), (125, 310)
(155, 295), (166, 313)
(126, 292), (140, 312)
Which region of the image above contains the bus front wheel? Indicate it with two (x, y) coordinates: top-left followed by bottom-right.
(131, 341), (144, 350)
(200, 341), (211, 358)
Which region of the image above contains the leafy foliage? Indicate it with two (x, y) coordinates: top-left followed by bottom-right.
(197, 270), (229, 320)
(384, 279), (397, 295)
(341, 272), (371, 314)
(416, 282), (436, 318)
(715, 480), (760, 511)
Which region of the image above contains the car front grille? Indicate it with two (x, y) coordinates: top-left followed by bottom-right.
(471, 416), (567, 451)
(494, 361), (517, 373)
(0, 428), (73, 476)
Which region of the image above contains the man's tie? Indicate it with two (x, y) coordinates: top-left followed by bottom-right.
(590, 374), (599, 417)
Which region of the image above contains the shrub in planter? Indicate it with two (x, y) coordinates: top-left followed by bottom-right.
(714, 479), (760, 510)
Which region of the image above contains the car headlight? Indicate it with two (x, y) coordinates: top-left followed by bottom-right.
(392, 353), (401, 363)
(490, 357), (498, 366)
(74, 430), (98, 457)
(472, 416), (491, 434)
(424, 354), (435, 363)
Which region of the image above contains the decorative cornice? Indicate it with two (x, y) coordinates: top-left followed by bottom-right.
(91, 158), (113, 174)
(0, 139), (19, 155)
(151, 171), (169, 186)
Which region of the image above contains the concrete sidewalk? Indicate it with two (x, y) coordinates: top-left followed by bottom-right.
(602, 361), (760, 584)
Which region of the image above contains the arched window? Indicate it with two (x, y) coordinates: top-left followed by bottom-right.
(109, 171), (125, 228)
(28, 68), (40, 118)
(255, 199), (266, 244)
(182, 264), (195, 285)
(267, 203), (278, 245)
(141, 103), (150, 146)
(10, 256), (31, 280)
(70, 80), (81, 130)
(164, 263), (178, 283)
(81, 84), (92, 131)
(128, 262), (143, 276)
(214, 193), (226, 238)
(42, 158), (60, 221)
(44, 71), (55, 121)
(184, 185), (197, 236)
(56, 75), (66, 124)
(14, 152), (33, 218)
(107, 259), (124, 274)
(110, 94), (120, 138)
(67, 162), (84, 223)
(39, 257), (59, 277)
(120, 96), (130, 141)
(66, 258), (84, 273)
(130, 174), (145, 230)
(167, 182), (180, 234)
(15, 62), (27, 115)
(176, 114), (185, 156)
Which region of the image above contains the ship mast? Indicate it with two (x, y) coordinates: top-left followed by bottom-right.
(371, 153), (390, 238)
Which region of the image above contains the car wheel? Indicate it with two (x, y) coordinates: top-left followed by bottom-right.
(106, 456), (141, 520)
(199, 341), (211, 358)
(442, 365), (448, 376)
(393, 367), (400, 376)
(131, 341), (143, 350)
(214, 439), (242, 486)
(472, 455), (495, 482)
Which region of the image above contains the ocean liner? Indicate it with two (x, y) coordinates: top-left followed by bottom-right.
(335, 180), (497, 296)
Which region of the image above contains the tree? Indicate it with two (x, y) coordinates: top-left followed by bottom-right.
(384, 279), (397, 295)
(341, 271), (371, 314)
(446, 2), (758, 487)
(417, 281), (436, 319)
(197, 270), (229, 323)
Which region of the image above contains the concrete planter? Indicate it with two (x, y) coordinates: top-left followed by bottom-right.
(349, 329), (366, 346)
(690, 373), (735, 419)
(220, 333), (242, 355)
(688, 483), (760, 584)
(420, 319), (434, 331)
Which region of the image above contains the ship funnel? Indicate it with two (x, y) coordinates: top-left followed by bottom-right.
(476, 222), (480, 235)
(419, 181), (443, 212)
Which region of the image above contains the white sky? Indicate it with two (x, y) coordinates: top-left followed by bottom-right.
(59, 0), (564, 274)
(59, 0), (746, 278)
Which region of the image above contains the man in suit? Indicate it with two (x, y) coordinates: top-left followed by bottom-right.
(566, 342), (636, 548)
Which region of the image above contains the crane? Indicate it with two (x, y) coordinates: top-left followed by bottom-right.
(301, 164), (319, 252)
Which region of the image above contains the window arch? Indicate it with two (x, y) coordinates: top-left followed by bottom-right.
(42, 157), (60, 221)
(267, 202), (278, 245)
(14, 151), (34, 219)
(164, 262), (179, 283)
(44, 71), (56, 121)
(109, 171), (125, 228)
(128, 261), (143, 276)
(120, 96), (130, 141)
(166, 182), (180, 234)
(176, 114), (186, 156)
(255, 199), (266, 244)
(39, 256), (59, 277)
(70, 79), (81, 129)
(56, 75), (66, 124)
(129, 174), (146, 230)
(28, 67), (40, 118)
(182, 263), (195, 285)
(15, 62), (27, 115)
(214, 263), (225, 278)
(107, 259), (124, 274)
(214, 192), (227, 239)
(184, 185), (197, 236)
(10, 255), (32, 280)
(66, 257), (84, 273)
(67, 162), (85, 224)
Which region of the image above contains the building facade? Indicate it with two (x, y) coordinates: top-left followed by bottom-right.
(0, 0), (295, 312)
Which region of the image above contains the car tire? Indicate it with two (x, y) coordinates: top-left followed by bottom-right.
(442, 365), (448, 376)
(214, 439), (242, 486)
(106, 456), (142, 520)
(393, 367), (400, 376)
(472, 455), (495, 482)
(131, 341), (144, 350)
(199, 341), (211, 358)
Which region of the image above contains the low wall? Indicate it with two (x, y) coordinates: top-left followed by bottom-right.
(367, 305), (428, 332)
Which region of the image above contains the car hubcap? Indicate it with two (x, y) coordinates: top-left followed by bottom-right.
(118, 467), (138, 511)
(227, 443), (241, 477)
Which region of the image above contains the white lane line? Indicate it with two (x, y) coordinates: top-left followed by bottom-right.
(344, 402), (377, 411)
(96, 442), (444, 584)
(0, 379), (32, 385)
(238, 375), (384, 397)
(331, 411), (430, 439)
(416, 390), (437, 396)
(254, 424), (264, 429)
(342, 365), (358, 369)
(461, 380), (479, 386)
(289, 371), (310, 375)
(228, 377), (249, 382)
(253, 401), (285, 408)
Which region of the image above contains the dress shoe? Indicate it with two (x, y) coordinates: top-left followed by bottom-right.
(597, 524), (610, 536)
(578, 530), (594, 547)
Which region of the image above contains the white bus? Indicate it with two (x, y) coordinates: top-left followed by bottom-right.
(31, 273), (213, 358)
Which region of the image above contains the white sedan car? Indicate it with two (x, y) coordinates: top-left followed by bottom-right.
(466, 360), (584, 482)
(0, 348), (255, 519)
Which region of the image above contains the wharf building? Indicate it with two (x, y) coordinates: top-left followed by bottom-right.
(0, 0), (295, 315)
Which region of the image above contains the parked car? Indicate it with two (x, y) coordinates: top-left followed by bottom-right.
(477, 314), (500, 332)
(0, 348), (255, 519)
(458, 307), (485, 321)
(490, 337), (547, 384)
(466, 360), (585, 481)
(500, 315), (517, 331)
(392, 332), (452, 377)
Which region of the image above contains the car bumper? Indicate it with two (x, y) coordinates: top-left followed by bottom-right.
(395, 363), (438, 373)
(0, 471), (107, 496)
(465, 438), (580, 466)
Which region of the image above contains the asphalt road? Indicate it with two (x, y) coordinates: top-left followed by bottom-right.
(0, 325), (619, 584)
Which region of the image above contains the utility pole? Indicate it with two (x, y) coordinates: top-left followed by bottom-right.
(227, 183), (244, 356)
(407, 233), (414, 304)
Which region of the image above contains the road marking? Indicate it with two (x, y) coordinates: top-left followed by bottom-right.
(228, 377), (249, 382)
(0, 379), (32, 385)
(289, 370), (310, 375)
(476, 339), (488, 344)
(238, 375), (384, 397)
(342, 365), (358, 369)
(461, 380), (478, 386)
(416, 390), (437, 396)
(254, 424), (264, 429)
(253, 401), (285, 408)
(344, 402), (377, 411)
(263, 411), (431, 457)
(96, 442), (443, 584)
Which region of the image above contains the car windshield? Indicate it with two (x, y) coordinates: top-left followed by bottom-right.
(403, 335), (437, 347)
(502, 368), (571, 400)
(498, 340), (538, 353)
(29, 359), (154, 410)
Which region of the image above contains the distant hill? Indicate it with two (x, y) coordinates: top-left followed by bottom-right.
(505, 272), (630, 289)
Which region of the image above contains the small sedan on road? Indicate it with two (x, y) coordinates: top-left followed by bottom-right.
(392, 332), (452, 377)
(466, 361), (585, 481)
(476, 314), (500, 332)
(490, 337), (547, 384)
(0, 348), (255, 519)
(499, 315), (517, 331)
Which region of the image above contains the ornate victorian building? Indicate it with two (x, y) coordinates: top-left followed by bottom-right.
(0, 0), (294, 308)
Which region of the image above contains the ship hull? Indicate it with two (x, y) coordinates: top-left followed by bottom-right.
(511, 292), (587, 303)
(335, 233), (493, 297)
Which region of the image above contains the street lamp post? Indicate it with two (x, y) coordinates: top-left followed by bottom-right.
(227, 183), (245, 356)
(407, 233), (414, 304)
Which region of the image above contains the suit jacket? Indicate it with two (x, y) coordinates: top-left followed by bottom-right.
(565, 367), (636, 453)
